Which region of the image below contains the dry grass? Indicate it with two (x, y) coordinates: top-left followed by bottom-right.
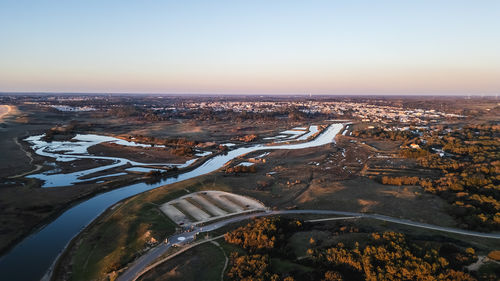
(137, 242), (225, 281)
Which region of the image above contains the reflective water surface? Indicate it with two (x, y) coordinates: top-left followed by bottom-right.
(0, 123), (343, 281)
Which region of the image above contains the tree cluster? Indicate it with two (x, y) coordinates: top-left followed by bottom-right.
(224, 218), (303, 280)
(233, 134), (258, 143)
(308, 231), (476, 281)
(222, 218), (479, 281)
(125, 135), (198, 157)
(225, 165), (257, 174)
(374, 124), (499, 231)
(380, 176), (420, 186)
(352, 127), (418, 142)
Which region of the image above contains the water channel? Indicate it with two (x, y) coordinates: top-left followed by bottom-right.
(0, 123), (343, 281)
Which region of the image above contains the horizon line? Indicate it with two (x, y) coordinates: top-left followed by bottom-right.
(0, 91), (498, 97)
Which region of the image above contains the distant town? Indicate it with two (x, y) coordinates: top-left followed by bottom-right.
(0, 94), (498, 281)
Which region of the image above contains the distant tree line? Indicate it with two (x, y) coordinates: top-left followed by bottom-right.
(106, 105), (336, 123)
(352, 127), (419, 142)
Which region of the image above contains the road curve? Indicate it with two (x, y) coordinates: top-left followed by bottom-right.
(118, 209), (500, 281)
(275, 210), (500, 239)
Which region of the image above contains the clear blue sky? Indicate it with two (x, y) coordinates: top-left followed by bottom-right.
(1, 0), (499, 95)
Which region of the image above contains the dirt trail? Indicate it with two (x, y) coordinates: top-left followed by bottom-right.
(466, 255), (500, 271)
(9, 137), (43, 178)
(289, 170), (314, 203)
(211, 240), (228, 281)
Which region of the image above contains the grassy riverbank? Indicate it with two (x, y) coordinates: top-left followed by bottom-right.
(52, 176), (232, 281)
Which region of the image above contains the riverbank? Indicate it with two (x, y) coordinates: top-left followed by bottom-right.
(0, 143), (219, 257)
(0, 119), (287, 257)
(51, 179), (197, 281)
(0, 123), (344, 281)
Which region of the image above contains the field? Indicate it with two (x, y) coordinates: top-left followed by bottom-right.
(137, 242), (226, 281)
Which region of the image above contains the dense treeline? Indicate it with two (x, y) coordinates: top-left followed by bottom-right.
(233, 134), (258, 142)
(416, 125), (500, 231)
(126, 135), (197, 147)
(399, 148), (431, 158)
(107, 105), (327, 122)
(224, 218), (303, 280)
(380, 176), (420, 186)
(352, 127), (419, 142)
(225, 165), (257, 174)
(308, 231), (476, 281)
(224, 217), (300, 253)
(223, 218), (479, 281)
(124, 135), (197, 157)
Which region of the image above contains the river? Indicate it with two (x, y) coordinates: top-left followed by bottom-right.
(0, 123), (343, 281)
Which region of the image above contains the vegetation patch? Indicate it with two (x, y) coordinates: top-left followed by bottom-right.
(355, 124), (500, 231)
(218, 217), (485, 281)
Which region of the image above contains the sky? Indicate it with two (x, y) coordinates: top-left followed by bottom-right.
(0, 0), (499, 95)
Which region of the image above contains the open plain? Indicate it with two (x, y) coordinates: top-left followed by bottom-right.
(0, 95), (498, 281)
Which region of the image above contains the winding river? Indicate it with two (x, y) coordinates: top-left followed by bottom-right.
(24, 134), (199, 187)
(0, 123), (344, 281)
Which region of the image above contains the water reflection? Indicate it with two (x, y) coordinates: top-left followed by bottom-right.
(0, 123), (343, 281)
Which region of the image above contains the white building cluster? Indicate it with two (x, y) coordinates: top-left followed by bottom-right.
(164, 100), (463, 124)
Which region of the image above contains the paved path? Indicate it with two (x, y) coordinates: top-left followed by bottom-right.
(276, 210), (500, 239)
(305, 216), (360, 222)
(119, 235), (224, 281)
(117, 209), (500, 281)
(117, 232), (196, 281)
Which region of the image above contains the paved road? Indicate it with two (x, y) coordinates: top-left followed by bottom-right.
(275, 210), (500, 239)
(117, 232), (196, 281)
(117, 209), (500, 281)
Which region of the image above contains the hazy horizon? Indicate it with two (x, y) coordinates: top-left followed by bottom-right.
(1, 1), (499, 94)
(2, 91), (498, 98)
